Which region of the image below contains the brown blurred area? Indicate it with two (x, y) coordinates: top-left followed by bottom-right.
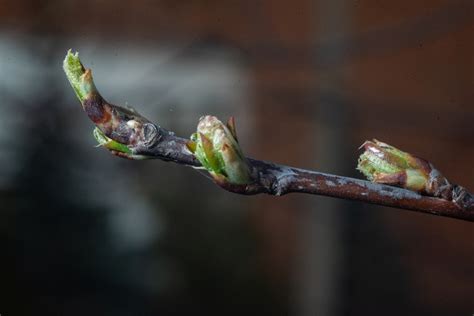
(0, 0), (472, 315)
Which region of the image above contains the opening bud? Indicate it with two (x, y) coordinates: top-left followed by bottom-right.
(189, 116), (252, 185)
(357, 139), (452, 198)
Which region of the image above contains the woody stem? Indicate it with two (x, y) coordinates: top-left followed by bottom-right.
(64, 51), (474, 223)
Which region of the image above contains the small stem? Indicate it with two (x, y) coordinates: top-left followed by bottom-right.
(64, 50), (474, 222)
(134, 137), (474, 221)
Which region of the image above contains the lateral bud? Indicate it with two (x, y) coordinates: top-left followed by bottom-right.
(189, 115), (252, 185)
(357, 139), (453, 199)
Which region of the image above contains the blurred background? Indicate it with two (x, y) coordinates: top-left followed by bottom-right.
(0, 0), (473, 315)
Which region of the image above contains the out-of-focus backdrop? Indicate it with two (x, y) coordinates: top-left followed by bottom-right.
(0, 0), (473, 315)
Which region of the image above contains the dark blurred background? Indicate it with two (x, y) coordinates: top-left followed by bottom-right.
(0, 0), (473, 315)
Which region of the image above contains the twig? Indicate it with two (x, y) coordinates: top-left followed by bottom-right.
(63, 50), (474, 222)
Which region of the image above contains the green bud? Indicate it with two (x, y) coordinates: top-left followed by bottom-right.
(190, 116), (252, 184)
(357, 139), (451, 197)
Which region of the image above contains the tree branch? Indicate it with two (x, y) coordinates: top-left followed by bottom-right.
(63, 50), (474, 222)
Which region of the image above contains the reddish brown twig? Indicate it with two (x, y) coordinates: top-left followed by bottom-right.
(131, 136), (474, 222)
(64, 50), (474, 222)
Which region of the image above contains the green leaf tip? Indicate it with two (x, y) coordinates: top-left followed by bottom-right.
(191, 116), (252, 185)
(63, 49), (97, 103)
(92, 128), (152, 160)
(93, 127), (132, 154)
